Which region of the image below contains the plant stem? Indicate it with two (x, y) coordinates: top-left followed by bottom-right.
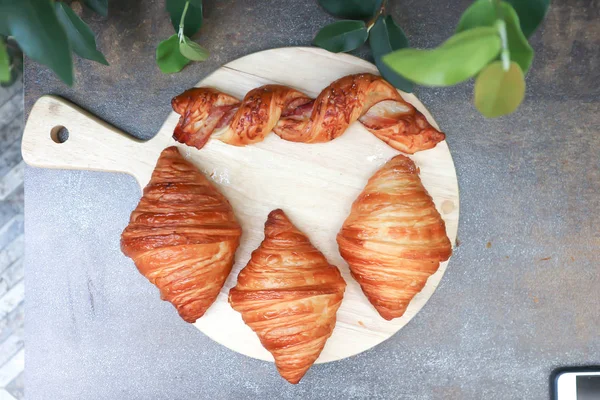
(496, 19), (510, 71)
(178, 1), (190, 42)
(367, 0), (388, 31)
(493, 0), (510, 71)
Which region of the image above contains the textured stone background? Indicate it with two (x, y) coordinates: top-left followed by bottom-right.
(24, 0), (599, 399)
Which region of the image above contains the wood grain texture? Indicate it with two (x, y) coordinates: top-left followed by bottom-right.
(21, 47), (459, 363)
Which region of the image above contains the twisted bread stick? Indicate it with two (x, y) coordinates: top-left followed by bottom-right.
(172, 73), (445, 154)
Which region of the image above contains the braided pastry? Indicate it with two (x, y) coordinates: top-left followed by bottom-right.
(121, 146), (242, 323)
(229, 209), (346, 384)
(337, 155), (452, 320)
(172, 73), (445, 154)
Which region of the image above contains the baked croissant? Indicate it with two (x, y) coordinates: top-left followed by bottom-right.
(336, 155), (452, 320)
(229, 209), (346, 384)
(121, 146), (242, 323)
(172, 73), (445, 154)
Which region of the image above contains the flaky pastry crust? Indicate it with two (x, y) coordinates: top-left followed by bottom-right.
(121, 146), (241, 323)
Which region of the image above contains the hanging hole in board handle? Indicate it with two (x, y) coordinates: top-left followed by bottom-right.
(50, 126), (69, 144)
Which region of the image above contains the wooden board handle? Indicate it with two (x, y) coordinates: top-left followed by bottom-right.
(21, 95), (166, 186)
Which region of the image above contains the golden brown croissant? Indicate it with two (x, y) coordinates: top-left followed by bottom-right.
(336, 155), (452, 321)
(121, 146), (242, 323)
(229, 209), (346, 384)
(172, 73), (445, 154)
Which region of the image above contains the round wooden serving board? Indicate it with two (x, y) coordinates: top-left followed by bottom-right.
(22, 47), (459, 363)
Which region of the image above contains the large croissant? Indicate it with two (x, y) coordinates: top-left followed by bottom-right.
(337, 155), (452, 320)
(229, 209), (346, 384)
(172, 73), (445, 154)
(121, 146), (242, 323)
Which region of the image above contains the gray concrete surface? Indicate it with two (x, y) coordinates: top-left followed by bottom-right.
(24, 0), (599, 399)
(0, 78), (25, 400)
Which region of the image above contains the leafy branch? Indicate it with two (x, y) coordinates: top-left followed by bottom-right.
(156, 0), (209, 74)
(0, 0), (109, 86)
(314, 0), (551, 118)
(314, 0), (413, 92)
(0, 0), (210, 85)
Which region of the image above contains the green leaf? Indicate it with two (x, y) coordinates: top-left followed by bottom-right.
(167, 0), (203, 37)
(369, 16), (413, 92)
(383, 27), (501, 86)
(156, 34), (190, 73)
(318, 0), (383, 20)
(82, 0), (108, 17)
(456, 0), (533, 73)
(179, 36), (209, 61)
(0, 38), (10, 82)
(474, 60), (525, 117)
(3, 0), (73, 85)
(1, 39), (23, 87)
(313, 20), (368, 53)
(504, 0), (550, 38)
(55, 2), (109, 65)
(456, 0), (496, 33)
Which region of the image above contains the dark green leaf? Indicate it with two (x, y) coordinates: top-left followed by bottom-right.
(0, 12), (9, 35)
(179, 36), (209, 61)
(167, 0), (203, 37)
(82, 0), (108, 17)
(456, 1), (533, 73)
(456, 0), (495, 33)
(3, 0), (73, 85)
(318, 0), (383, 20)
(156, 34), (190, 73)
(505, 0), (550, 38)
(0, 38), (9, 82)
(369, 15), (413, 92)
(313, 20), (368, 53)
(379, 16), (408, 50)
(55, 2), (109, 65)
(383, 27), (501, 86)
(474, 60), (525, 117)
